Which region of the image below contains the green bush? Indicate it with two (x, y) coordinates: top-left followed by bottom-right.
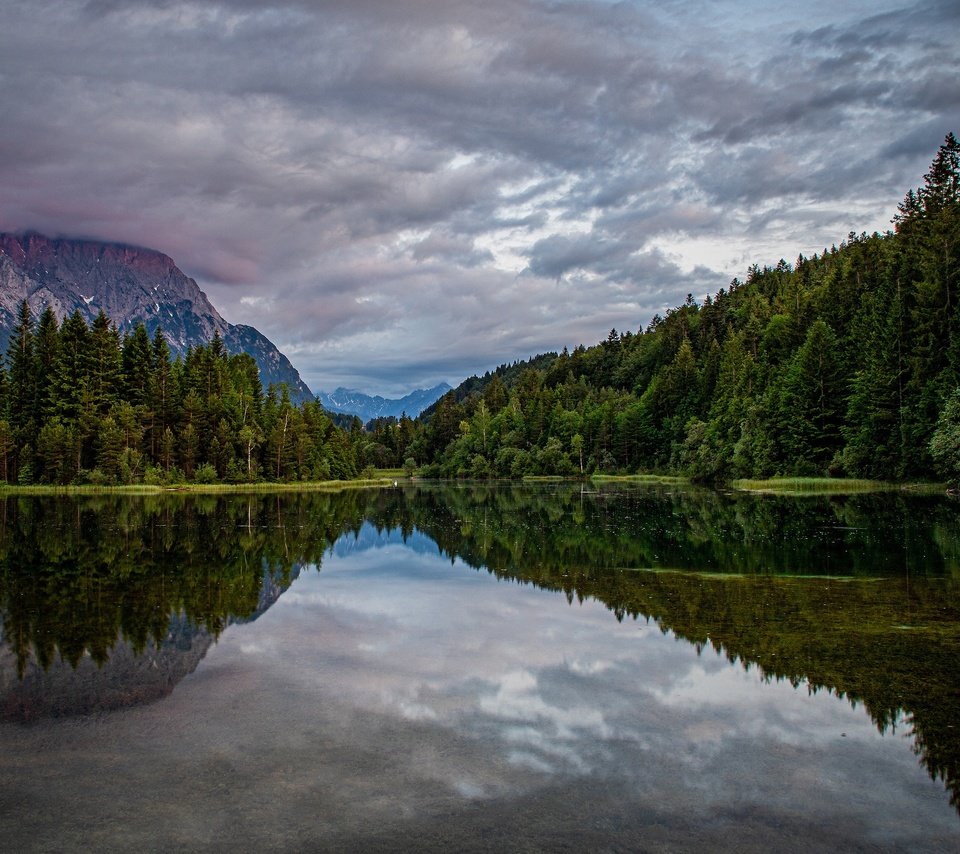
(143, 465), (164, 486)
(84, 468), (110, 486)
(193, 463), (218, 484)
(930, 388), (960, 484)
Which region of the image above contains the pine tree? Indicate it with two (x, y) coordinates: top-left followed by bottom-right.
(843, 249), (908, 478)
(33, 306), (60, 420)
(6, 300), (36, 448)
(891, 135), (960, 472)
(774, 320), (845, 472)
(88, 310), (121, 415)
(121, 323), (154, 408)
(180, 421), (199, 479)
(159, 426), (176, 474)
(150, 327), (173, 447)
(0, 419), (14, 482)
(53, 309), (90, 421)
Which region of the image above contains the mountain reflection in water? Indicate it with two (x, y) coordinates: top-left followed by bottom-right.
(0, 484), (958, 846)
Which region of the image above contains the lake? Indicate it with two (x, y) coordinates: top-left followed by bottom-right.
(0, 484), (958, 851)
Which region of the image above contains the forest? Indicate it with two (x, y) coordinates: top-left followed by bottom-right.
(0, 133), (957, 486)
(396, 133), (960, 483)
(0, 309), (370, 485)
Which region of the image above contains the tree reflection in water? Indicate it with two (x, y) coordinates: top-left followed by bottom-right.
(0, 484), (957, 810)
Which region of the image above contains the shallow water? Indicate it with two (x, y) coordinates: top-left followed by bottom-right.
(0, 485), (958, 851)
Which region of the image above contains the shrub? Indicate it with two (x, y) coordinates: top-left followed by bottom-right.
(193, 463), (218, 484)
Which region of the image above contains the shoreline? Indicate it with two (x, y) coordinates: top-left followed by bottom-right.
(0, 474), (947, 497)
(0, 477), (401, 496)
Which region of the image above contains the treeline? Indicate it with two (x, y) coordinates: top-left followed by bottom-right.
(0, 309), (368, 485)
(402, 133), (960, 482)
(4, 135), (957, 485)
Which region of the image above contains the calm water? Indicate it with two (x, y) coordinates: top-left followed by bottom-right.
(0, 484), (958, 851)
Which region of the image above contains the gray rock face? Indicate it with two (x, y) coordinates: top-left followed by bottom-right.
(0, 232), (313, 401)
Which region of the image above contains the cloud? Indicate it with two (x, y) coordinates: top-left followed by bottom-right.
(0, 0), (954, 395)
(410, 231), (495, 267)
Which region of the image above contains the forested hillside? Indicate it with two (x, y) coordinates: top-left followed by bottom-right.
(406, 134), (960, 482)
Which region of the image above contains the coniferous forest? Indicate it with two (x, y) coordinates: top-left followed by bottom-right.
(0, 314), (365, 486)
(404, 133), (960, 483)
(1, 134), (958, 486)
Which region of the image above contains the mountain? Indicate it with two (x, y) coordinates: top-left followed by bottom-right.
(0, 232), (313, 401)
(318, 383), (452, 422)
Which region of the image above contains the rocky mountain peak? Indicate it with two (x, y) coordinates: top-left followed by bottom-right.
(0, 231), (313, 401)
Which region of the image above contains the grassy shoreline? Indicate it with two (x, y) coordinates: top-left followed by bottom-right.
(590, 474), (690, 485)
(729, 476), (946, 495)
(0, 473), (946, 497)
(0, 477), (402, 496)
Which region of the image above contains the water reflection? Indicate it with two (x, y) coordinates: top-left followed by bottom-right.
(0, 491), (365, 718)
(0, 484), (958, 839)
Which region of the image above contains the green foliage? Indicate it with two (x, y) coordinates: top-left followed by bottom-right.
(0, 310), (367, 486)
(930, 388), (960, 484)
(411, 134), (960, 483)
(193, 462), (218, 484)
(3, 135), (955, 486)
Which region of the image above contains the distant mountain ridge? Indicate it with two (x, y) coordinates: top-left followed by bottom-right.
(318, 383), (452, 422)
(0, 232), (313, 401)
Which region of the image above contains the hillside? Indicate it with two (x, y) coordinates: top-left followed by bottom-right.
(1, 136), (956, 486)
(407, 134), (960, 483)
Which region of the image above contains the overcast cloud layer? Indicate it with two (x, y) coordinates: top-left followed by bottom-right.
(1, 0), (957, 395)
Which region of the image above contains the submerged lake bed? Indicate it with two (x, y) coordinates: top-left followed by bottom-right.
(0, 484), (958, 851)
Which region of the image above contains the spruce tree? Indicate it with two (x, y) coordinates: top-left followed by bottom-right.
(88, 310), (121, 415)
(6, 300), (34, 428)
(121, 323), (154, 408)
(33, 305), (60, 420)
(151, 327), (173, 446)
(53, 309), (90, 421)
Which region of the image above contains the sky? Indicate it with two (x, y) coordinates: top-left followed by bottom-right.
(0, 0), (957, 397)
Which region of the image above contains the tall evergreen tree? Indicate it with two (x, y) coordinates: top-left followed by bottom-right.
(33, 306), (60, 420)
(88, 310), (121, 415)
(150, 327), (173, 442)
(53, 310), (90, 421)
(6, 301), (36, 462)
(775, 320), (845, 472)
(121, 323), (154, 408)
